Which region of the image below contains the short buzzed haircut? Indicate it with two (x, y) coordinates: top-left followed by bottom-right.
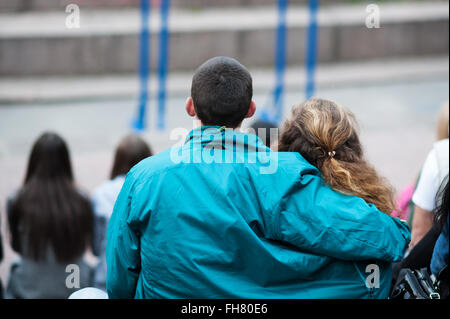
(191, 57), (253, 128)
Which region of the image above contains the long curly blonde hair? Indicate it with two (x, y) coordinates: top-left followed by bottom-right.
(278, 98), (396, 215)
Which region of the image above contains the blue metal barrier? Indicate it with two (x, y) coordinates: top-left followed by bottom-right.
(133, 0), (151, 132)
(133, 0), (171, 132)
(305, 0), (319, 100)
(157, 0), (171, 131)
(260, 0), (289, 126)
(134, 0), (319, 131)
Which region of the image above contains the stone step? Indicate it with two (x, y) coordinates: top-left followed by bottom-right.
(0, 2), (448, 76)
(0, 56), (447, 104)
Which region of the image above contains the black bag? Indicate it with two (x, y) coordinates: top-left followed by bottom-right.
(390, 267), (446, 299)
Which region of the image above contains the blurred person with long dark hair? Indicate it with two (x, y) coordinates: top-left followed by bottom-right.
(431, 177), (449, 298)
(431, 177), (449, 276)
(6, 132), (94, 299)
(391, 176), (449, 298)
(91, 134), (152, 291)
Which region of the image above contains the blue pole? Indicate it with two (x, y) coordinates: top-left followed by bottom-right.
(305, 0), (319, 100)
(133, 0), (151, 132)
(157, 0), (171, 131)
(273, 0), (289, 124)
(259, 0), (289, 125)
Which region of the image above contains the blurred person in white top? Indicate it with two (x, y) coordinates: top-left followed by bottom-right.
(410, 101), (449, 249)
(91, 135), (152, 291)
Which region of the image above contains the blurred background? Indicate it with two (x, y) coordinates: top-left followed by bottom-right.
(0, 0), (449, 284)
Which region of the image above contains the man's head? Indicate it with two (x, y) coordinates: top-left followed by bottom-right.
(186, 57), (256, 128)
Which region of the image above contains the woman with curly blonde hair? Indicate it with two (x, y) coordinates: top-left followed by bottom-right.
(278, 98), (397, 215)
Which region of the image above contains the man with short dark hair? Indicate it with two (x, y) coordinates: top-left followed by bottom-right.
(106, 57), (410, 299)
(189, 57), (254, 129)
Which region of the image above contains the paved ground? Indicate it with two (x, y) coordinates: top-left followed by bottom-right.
(0, 57), (449, 286)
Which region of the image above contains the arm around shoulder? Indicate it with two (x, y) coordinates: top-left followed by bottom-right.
(270, 174), (411, 262)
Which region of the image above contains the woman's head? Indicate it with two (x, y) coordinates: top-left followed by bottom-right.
(24, 132), (73, 184)
(110, 134), (153, 179)
(279, 98), (396, 215)
(279, 98), (363, 168)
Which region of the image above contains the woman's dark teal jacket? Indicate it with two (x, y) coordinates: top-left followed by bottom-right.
(106, 127), (410, 299)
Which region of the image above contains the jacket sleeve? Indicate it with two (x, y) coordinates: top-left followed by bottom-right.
(269, 173), (411, 262)
(106, 172), (141, 299)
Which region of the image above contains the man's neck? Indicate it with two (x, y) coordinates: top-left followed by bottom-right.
(193, 119), (242, 131)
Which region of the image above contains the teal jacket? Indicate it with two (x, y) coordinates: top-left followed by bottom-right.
(106, 126), (410, 299)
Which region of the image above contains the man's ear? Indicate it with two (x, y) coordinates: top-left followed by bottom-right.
(245, 101), (257, 119)
(185, 97), (196, 117)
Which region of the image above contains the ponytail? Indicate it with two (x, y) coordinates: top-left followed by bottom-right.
(279, 99), (396, 215)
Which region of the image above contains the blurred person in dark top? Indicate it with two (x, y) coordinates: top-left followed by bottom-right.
(249, 120), (278, 149)
(6, 132), (94, 299)
(392, 176), (449, 298)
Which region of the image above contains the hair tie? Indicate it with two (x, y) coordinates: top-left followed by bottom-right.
(328, 151), (336, 158)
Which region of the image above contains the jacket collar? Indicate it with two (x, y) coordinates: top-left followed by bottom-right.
(184, 126), (269, 152)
